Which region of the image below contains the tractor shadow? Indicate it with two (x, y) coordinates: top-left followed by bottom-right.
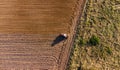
(51, 35), (67, 46)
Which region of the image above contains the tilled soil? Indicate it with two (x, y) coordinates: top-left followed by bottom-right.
(0, 34), (60, 70)
(0, 0), (78, 34)
(0, 0), (85, 70)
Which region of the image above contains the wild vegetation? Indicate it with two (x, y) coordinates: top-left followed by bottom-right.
(67, 0), (120, 70)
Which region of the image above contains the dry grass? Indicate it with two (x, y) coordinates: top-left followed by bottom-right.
(67, 0), (120, 70)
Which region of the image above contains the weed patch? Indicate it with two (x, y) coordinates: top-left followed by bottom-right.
(89, 35), (100, 46)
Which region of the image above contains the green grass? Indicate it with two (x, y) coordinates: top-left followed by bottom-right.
(67, 0), (120, 70)
(89, 35), (100, 46)
(78, 37), (86, 46)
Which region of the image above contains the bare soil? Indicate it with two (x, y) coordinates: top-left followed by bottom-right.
(0, 0), (85, 70)
(0, 0), (77, 34)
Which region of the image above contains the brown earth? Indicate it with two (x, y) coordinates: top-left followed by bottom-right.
(0, 0), (85, 70)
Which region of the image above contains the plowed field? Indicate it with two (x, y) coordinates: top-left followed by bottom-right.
(0, 0), (85, 70)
